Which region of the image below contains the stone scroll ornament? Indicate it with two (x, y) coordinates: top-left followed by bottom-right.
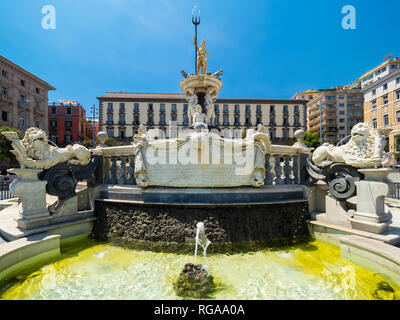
(2, 127), (99, 201)
(306, 122), (392, 200)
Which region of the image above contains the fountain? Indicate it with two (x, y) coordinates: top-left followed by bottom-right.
(174, 222), (214, 298)
(1, 6), (400, 301)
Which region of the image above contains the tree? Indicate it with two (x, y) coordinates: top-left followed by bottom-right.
(82, 139), (97, 149)
(0, 126), (23, 164)
(302, 131), (321, 149)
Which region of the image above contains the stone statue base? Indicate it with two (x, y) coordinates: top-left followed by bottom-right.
(173, 263), (214, 298)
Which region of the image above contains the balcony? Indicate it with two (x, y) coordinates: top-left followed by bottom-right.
(0, 93), (12, 104)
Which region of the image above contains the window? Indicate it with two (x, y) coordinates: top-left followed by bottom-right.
(171, 115), (177, 122)
(171, 104), (177, 113)
(270, 105), (275, 114)
(245, 117), (251, 126)
(339, 119), (345, 123)
(283, 105), (289, 114)
(308, 95), (313, 100)
(36, 88), (40, 94)
(269, 117), (276, 126)
(339, 111), (345, 115)
(148, 104), (154, 113)
(107, 114), (113, 124)
(119, 115), (125, 124)
(397, 90), (400, 100)
(50, 120), (57, 128)
(120, 130), (125, 139)
(214, 104), (219, 113)
(35, 122), (40, 128)
(270, 129), (276, 139)
(339, 103), (345, 107)
(372, 99), (377, 109)
(235, 105), (240, 113)
(245, 105), (251, 113)
(119, 103), (125, 113)
(107, 129), (114, 138)
(107, 103), (113, 112)
(383, 84), (388, 91)
(133, 115), (139, 125)
(214, 117), (219, 126)
(256, 105), (262, 113)
(1, 87), (8, 96)
(183, 115), (189, 125)
(2, 111), (7, 122)
(183, 104), (188, 113)
(339, 126), (345, 131)
(283, 130), (289, 140)
(348, 104), (354, 108)
(148, 115), (154, 125)
(134, 103), (140, 112)
(51, 107), (57, 114)
(372, 89), (376, 96)
(339, 96), (345, 100)
(234, 116), (240, 126)
(383, 95), (389, 105)
(65, 121), (72, 129)
(223, 115), (229, 126)
(397, 110), (400, 123)
(223, 105), (229, 113)
(397, 77), (400, 85)
(347, 96), (354, 101)
(160, 104), (165, 113)
(294, 105), (299, 114)
(159, 114), (166, 125)
(256, 117), (262, 125)
(294, 117), (300, 126)
(391, 64), (397, 70)
(383, 114), (389, 126)
(283, 116), (289, 126)
(67, 107), (72, 115)
(1, 70), (7, 78)
(20, 80), (25, 87)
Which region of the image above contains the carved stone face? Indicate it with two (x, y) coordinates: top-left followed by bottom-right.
(27, 129), (48, 149)
(351, 123), (371, 143)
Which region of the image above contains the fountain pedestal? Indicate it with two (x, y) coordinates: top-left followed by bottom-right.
(8, 168), (52, 229)
(350, 168), (397, 234)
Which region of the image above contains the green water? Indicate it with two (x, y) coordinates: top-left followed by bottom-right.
(1, 240), (399, 300)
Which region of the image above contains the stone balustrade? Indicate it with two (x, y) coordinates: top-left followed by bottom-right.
(93, 144), (309, 188)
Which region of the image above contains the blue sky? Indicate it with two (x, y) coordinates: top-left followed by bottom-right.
(1, 0), (399, 117)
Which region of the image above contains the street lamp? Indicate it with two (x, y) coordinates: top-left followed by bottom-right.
(192, 4), (200, 74)
(23, 98), (31, 133)
(92, 104), (98, 148)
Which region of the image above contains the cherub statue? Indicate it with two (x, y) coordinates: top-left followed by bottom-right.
(192, 104), (206, 126)
(194, 37), (209, 75)
(205, 90), (216, 126)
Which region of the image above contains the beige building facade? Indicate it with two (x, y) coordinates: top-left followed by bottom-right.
(361, 57), (400, 154)
(307, 87), (364, 144)
(0, 55), (55, 132)
(97, 92), (307, 144)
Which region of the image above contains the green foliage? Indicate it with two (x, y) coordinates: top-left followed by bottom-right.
(104, 137), (125, 147)
(82, 139), (97, 149)
(394, 152), (400, 162)
(302, 131), (321, 149)
(0, 126), (23, 163)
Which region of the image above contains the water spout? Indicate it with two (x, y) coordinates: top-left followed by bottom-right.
(194, 222), (211, 266)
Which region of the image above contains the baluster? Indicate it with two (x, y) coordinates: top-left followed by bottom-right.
(283, 155), (291, 184)
(127, 155), (135, 185)
(110, 156), (118, 184)
(274, 155), (284, 185)
(104, 156), (111, 184)
(264, 155), (273, 185)
(292, 155), (299, 184)
(118, 156), (127, 185)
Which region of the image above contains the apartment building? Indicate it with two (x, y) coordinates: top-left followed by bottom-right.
(360, 56), (400, 154)
(307, 86), (364, 144)
(0, 55), (55, 132)
(97, 92), (307, 144)
(292, 89), (321, 102)
(48, 100), (94, 146)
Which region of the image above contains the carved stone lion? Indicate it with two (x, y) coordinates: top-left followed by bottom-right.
(19, 128), (91, 170)
(312, 122), (390, 168)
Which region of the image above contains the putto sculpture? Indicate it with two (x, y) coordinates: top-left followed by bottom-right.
(2, 128), (91, 170)
(312, 122), (391, 169)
